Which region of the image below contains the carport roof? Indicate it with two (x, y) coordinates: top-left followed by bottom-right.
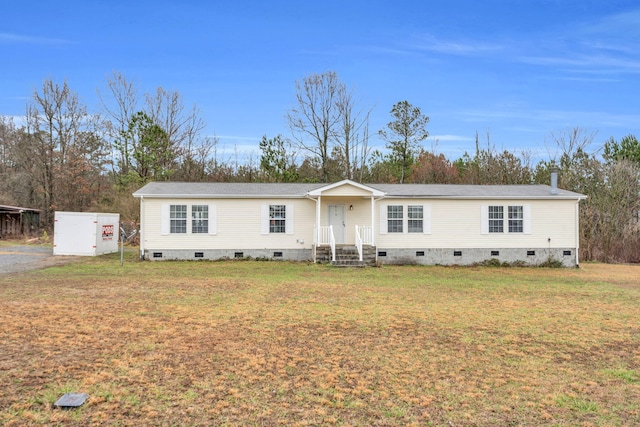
(0, 205), (42, 213)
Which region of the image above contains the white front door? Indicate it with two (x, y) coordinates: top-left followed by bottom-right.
(328, 205), (346, 244)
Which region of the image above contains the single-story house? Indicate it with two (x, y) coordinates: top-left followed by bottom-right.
(133, 176), (587, 267)
(0, 205), (41, 238)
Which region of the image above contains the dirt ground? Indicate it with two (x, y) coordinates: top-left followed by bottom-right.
(0, 254), (639, 425)
(0, 245), (79, 275)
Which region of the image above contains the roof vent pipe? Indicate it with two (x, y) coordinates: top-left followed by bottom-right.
(550, 168), (559, 195)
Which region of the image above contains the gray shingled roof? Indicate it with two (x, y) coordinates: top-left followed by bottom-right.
(133, 181), (586, 199)
(133, 182), (325, 197)
(370, 184), (585, 198)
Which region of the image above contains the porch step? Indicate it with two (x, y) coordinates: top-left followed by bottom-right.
(315, 245), (377, 267)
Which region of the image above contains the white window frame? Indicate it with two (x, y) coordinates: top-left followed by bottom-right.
(408, 205), (423, 233)
(508, 205), (524, 233)
(481, 205), (531, 235)
(379, 204), (431, 235)
(387, 205), (403, 233)
(170, 204), (187, 234)
(488, 205), (504, 233)
(161, 203), (217, 236)
(261, 204), (294, 235)
(270, 204), (286, 234)
(191, 205), (209, 234)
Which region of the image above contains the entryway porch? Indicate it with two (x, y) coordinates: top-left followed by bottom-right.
(313, 225), (376, 266)
(306, 180), (386, 267)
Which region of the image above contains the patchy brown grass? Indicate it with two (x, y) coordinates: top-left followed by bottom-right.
(1, 256), (639, 426)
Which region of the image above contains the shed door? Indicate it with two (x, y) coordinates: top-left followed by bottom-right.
(328, 205), (346, 244)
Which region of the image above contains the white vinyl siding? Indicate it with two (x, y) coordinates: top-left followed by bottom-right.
(378, 199), (570, 250)
(144, 197), (575, 253)
(151, 199), (312, 251)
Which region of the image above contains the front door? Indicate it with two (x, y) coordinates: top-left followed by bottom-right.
(328, 205), (346, 244)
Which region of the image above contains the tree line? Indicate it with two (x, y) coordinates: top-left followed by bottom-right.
(0, 71), (638, 263)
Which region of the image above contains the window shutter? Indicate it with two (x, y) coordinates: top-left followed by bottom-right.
(379, 205), (388, 234)
(161, 204), (170, 235)
(261, 204), (269, 235)
(480, 205), (488, 235)
(523, 204), (532, 234)
(286, 204), (294, 234)
(423, 204), (431, 234)
(208, 204), (217, 235)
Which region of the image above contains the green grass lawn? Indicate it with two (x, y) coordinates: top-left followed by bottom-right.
(1, 253), (639, 426)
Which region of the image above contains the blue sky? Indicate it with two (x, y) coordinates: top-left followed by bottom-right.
(2, 1), (639, 163)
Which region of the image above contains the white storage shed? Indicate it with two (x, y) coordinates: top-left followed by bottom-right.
(53, 212), (120, 256)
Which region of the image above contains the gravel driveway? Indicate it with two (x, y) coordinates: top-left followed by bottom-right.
(0, 245), (78, 275)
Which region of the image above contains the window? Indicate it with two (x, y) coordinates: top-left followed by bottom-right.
(170, 205), (187, 233)
(482, 205), (530, 235)
(408, 205), (423, 233)
(488, 206), (503, 233)
(387, 205), (403, 233)
(192, 205), (209, 233)
(262, 204), (292, 235)
(269, 204), (286, 233)
(508, 206), (524, 233)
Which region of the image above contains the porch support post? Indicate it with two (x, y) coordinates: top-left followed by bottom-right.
(139, 196), (145, 259)
(316, 195), (321, 243)
(371, 195), (375, 246)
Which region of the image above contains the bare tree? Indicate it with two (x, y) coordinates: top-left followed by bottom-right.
(287, 71), (343, 182)
(0, 117), (27, 206)
(98, 71), (139, 176)
(546, 127), (598, 166)
(99, 72), (207, 184)
(144, 87), (206, 167)
(26, 79), (107, 225)
(0, 116), (16, 176)
(334, 84), (372, 180)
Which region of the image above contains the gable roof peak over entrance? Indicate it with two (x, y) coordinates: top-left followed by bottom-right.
(307, 179), (386, 197)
